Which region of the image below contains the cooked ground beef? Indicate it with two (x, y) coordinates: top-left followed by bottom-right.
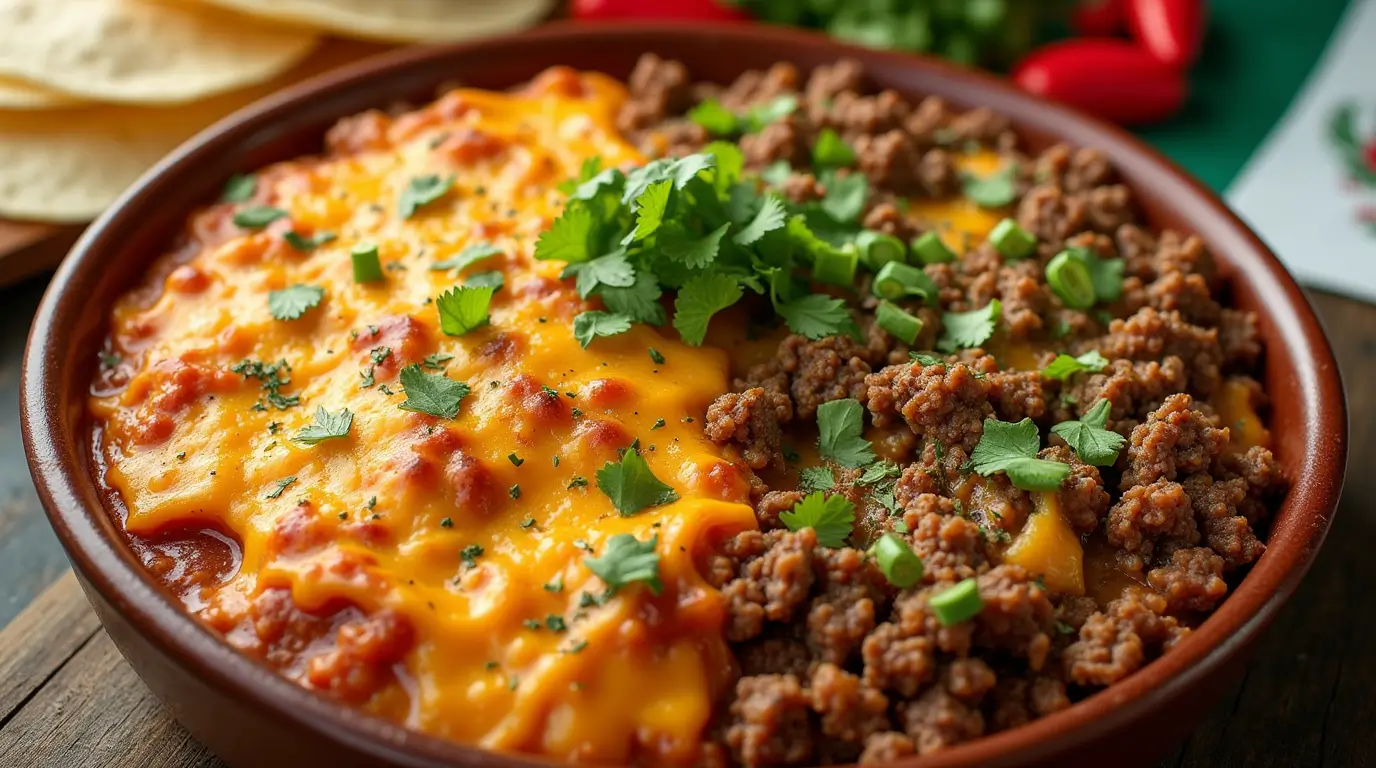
(619, 54), (1286, 766)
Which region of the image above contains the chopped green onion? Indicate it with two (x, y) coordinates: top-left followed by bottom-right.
(876, 300), (924, 345)
(930, 577), (983, 626)
(351, 243), (384, 283)
(1046, 250), (1096, 309)
(911, 231), (957, 264)
(813, 245), (859, 287)
(872, 261), (936, 302)
(855, 230), (907, 270)
(988, 218), (1037, 259)
(868, 533), (924, 588)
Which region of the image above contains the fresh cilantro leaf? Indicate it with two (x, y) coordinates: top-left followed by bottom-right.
(858, 460), (902, 485)
(798, 466), (836, 493)
(570, 167), (625, 201)
(911, 352), (945, 366)
(1051, 399), (1126, 466)
(631, 179), (673, 240)
(397, 364), (470, 419)
(534, 204), (595, 263)
(432, 242), (503, 272)
(436, 285), (495, 336)
(704, 141), (744, 192)
(585, 533), (662, 594)
(742, 94), (799, 132)
(596, 442), (679, 516)
(294, 406), (353, 445)
(622, 154), (715, 204)
(233, 205), (287, 229)
(564, 251), (636, 298)
(662, 223), (728, 269)
(970, 417), (1070, 491)
(961, 165), (1018, 208)
(811, 128), (856, 168)
(937, 299), (1001, 352)
(760, 160), (792, 187)
(283, 230), (336, 252)
(599, 271), (666, 325)
(558, 156), (604, 194)
(777, 294), (852, 340)
(268, 284), (324, 321)
(687, 98), (739, 135)
(817, 399), (876, 468)
(466, 271), (505, 292)
(673, 273), (742, 346)
(733, 195), (787, 246)
(422, 352), (453, 370)
(1041, 350), (1109, 381)
(398, 174), (455, 219)
(573, 311), (633, 348)
(820, 172), (868, 223)
(264, 475), (297, 500)
(779, 492), (855, 548)
(221, 173), (256, 203)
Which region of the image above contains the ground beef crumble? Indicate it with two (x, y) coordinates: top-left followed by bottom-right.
(618, 53), (1286, 766)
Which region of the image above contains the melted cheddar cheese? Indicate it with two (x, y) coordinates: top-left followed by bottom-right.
(91, 70), (756, 764)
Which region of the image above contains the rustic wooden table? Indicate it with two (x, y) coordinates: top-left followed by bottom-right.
(0, 271), (1371, 768)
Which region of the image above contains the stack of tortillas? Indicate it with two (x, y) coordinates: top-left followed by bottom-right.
(0, 0), (554, 223)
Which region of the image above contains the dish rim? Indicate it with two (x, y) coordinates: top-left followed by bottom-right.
(20, 21), (1347, 768)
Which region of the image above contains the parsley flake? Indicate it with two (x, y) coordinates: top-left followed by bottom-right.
(233, 205), (286, 229)
(508, 453), (525, 467)
(265, 476), (297, 500)
(460, 544), (484, 568)
(220, 173), (256, 203)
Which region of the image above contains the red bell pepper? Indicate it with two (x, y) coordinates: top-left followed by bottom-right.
(1073, 0), (1125, 36)
(1126, 0), (1206, 68)
(570, 0), (750, 21)
(1012, 39), (1188, 126)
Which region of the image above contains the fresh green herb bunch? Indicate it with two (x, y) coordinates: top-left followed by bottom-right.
(728, 0), (1071, 69)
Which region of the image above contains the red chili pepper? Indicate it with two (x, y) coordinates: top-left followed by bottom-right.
(1073, 0), (1125, 36)
(1126, 0), (1206, 68)
(570, 0), (749, 21)
(1012, 39), (1188, 126)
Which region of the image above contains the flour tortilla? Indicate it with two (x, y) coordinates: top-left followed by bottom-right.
(184, 0), (553, 43)
(0, 41), (388, 222)
(0, 0), (319, 105)
(0, 79), (85, 109)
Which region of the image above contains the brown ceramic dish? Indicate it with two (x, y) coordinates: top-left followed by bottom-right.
(22, 22), (1346, 768)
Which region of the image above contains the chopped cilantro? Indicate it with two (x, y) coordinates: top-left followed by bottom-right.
(545, 575), (564, 592)
(282, 230), (336, 252)
(1041, 350), (1110, 381)
(648, 348), (665, 365)
(811, 128), (856, 168)
(1051, 398), (1126, 466)
(573, 311), (633, 348)
(460, 544), (484, 568)
(422, 352), (454, 370)
(466, 271), (505, 292)
(651, 418), (666, 430)
(520, 517), (537, 529)
(293, 406), (353, 445)
(937, 299), (1001, 352)
(961, 165), (1018, 208)
(595, 441), (679, 516)
(509, 484), (521, 500)
(779, 492), (855, 548)
(567, 476), (588, 489)
(396, 364), (470, 419)
(233, 205), (286, 229)
(220, 173), (256, 203)
(432, 242), (502, 272)
(264, 476), (297, 500)
(673, 273), (742, 346)
(436, 285), (494, 336)
(776, 293), (855, 341)
(969, 417), (1070, 491)
(545, 615), (567, 632)
(398, 174), (455, 219)
(820, 171), (868, 222)
(798, 466), (836, 493)
(584, 533), (662, 594)
(508, 453), (525, 467)
(441, 517), (453, 528)
(231, 359), (298, 410)
(268, 284), (324, 321)
(817, 399), (876, 468)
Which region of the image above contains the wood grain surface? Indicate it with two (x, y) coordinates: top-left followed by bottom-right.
(0, 276), (1371, 768)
